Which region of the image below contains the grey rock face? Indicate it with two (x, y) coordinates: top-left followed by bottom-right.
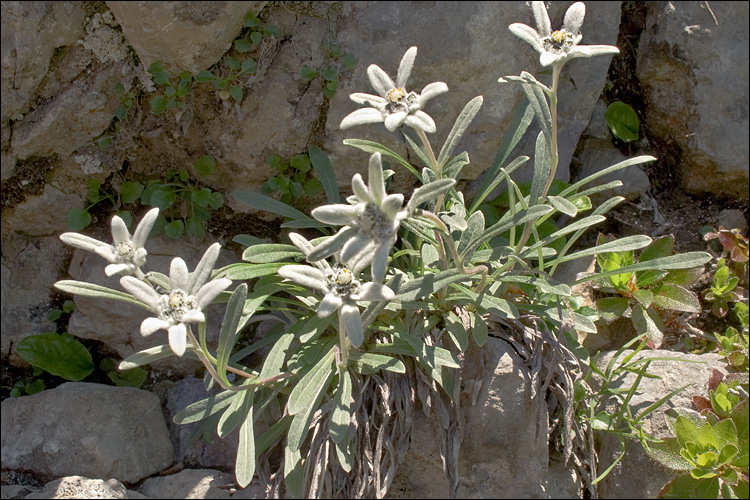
(0, 382), (174, 483)
(595, 349), (725, 499)
(105, 1), (260, 74)
(24, 476), (148, 499)
(326, 2), (621, 191)
(393, 338), (578, 498)
(637, 1), (749, 198)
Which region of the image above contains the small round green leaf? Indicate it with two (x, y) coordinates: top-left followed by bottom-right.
(120, 181), (145, 204)
(185, 217), (206, 238)
(250, 31), (262, 45)
(230, 85), (243, 102)
(194, 70), (215, 83)
(241, 58), (258, 74)
(322, 67), (338, 81)
(264, 23), (281, 37)
(66, 208), (92, 231)
(605, 101), (640, 142)
(164, 219), (185, 239)
(194, 154), (216, 177)
(235, 38), (252, 53)
(300, 65), (317, 79)
(342, 53), (358, 70)
(149, 95), (168, 115)
(17, 333), (94, 381)
(225, 56), (241, 71)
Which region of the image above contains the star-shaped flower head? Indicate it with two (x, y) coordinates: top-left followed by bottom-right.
(340, 46), (448, 134)
(120, 242), (232, 356)
(307, 153), (408, 282)
(509, 2), (619, 68)
(60, 207), (160, 278)
(279, 233), (395, 347)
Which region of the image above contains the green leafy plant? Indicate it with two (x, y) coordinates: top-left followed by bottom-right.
(704, 227), (749, 284)
(300, 40), (357, 99)
(55, 5), (716, 497)
(16, 332), (94, 382)
(147, 62), (194, 115)
(593, 234), (704, 348)
(66, 178), (135, 231)
(138, 160), (224, 239)
(646, 369), (749, 499)
(260, 151), (323, 205)
(605, 101), (640, 142)
(715, 325), (749, 372)
(703, 258), (749, 318)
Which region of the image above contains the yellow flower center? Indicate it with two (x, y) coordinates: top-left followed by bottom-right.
(551, 30), (567, 44)
(387, 87), (406, 103)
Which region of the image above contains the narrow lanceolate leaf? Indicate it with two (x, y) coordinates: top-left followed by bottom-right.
(232, 190), (315, 223)
(437, 95), (483, 168)
(555, 235), (653, 265)
(174, 389), (240, 424)
(214, 262), (286, 280)
(349, 352), (406, 375)
(559, 155), (657, 197)
(406, 178), (457, 213)
(530, 130), (550, 204)
(396, 269), (472, 302)
(445, 312), (469, 351)
(462, 205), (554, 260)
(259, 332), (294, 380)
(287, 343), (335, 415)
(576, 252), (713, 284)
(216, 284), (248, 386)
(119, 344), (174, 370)
(548, 196), (578, 217)
(308, 145), (340, 203)
(330, 368), (352, 444)
(242, 244), (304, 263)
(54, 280), (150, 310)
(235, 389), (255, 488)
(459, 210), (485, 258)
(342, 139), (420, 179)
(287, 351), (336, 451)
(652, 284), (701, 313)
(284, 445), (304, 498)
(521, 75), (552, 145)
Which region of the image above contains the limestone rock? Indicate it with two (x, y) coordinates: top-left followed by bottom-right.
(393, 338), (578, 498)
(326, 2), (622, 193)
(595, 349), (725, 499)
(105, 1), (261, 74)
(138, 468), (252, 499)
(0, 382), (174, 483)
(637, 1), (749, 198)
(0, 234), (66, 366)
(24, 476), (148, 499)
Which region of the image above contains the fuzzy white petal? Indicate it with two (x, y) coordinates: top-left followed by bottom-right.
(318, 294), (343, 318)
(384, 111), (408, 132)
(59, 233), (107, 253)
(380, 193), (405, 220)
(397, 46), (417, 89)
(532, 1), (551, 37)
(349, 93), (387, 106)
(170, 258), (190, 291)
(351, 174), (373, 204)
(132, 207), (159, 249)
(182, 310), (206, 323)
(278, 265), (327, 292)
(509, 23), (545, 54)
(195, 278), (232, 309)
(110, 216), (131, 245)
(168, 323), (187, 356)
(564, 2), (586, 35)
(340, 108), (385, 130)
(288, 232), (314, 255)
(368, 153), (386, 204)
(105, 263), (133, 277)
(404, 111), (437, 134)
(418, 82), (449, 105)
(94, 246), (117, 263)
(311, 204), (359, 225)
(367, 64), (396, 97)
(567, 45), (620, 59)
(341, 303), (365, 348)
(341, 233), (371, 264)
(141, 317), (169, 336)
(120, 276), (161, 309)
(540, 51), (567, 67)
(307, 227), (357, 262)
(371, 243), (391, 283)
(190, 243), (221, 295)
(357, 282), (395, 302)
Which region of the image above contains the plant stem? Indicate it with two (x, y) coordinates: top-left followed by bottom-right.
(414, 127), (445, 212)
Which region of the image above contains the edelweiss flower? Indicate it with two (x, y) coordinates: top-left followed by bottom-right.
(509, 2), (619, 67)
(340, 46), (448, 134)
(60, 207), (160, 277)
(120, 243), (232, 356)
(307, 153), (407, 282)
(278, 239), (395, 347)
